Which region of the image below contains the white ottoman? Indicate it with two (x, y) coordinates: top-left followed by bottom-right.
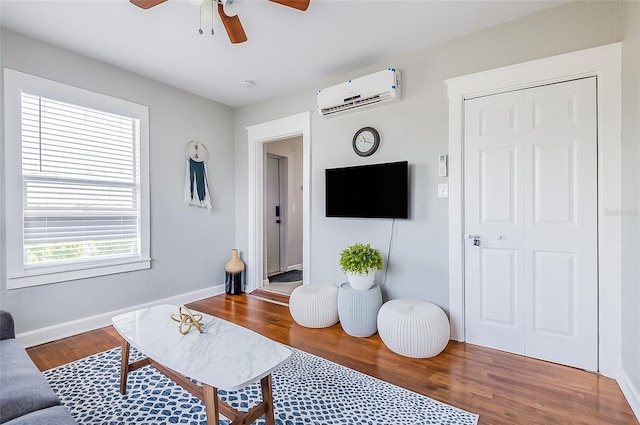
(377, 299), (450, 358)
(289, 284), (339, 328)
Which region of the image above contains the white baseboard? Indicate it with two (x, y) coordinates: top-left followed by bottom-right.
(287, 264), (303, 271)
(16, 284), (225, 348)
(618, 368), (640, 422)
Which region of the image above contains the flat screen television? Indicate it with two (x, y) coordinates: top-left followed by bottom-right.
(325, 161), (408, 219)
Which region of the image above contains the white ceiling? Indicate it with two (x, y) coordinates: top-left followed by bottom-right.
(1, 0), (566, 108)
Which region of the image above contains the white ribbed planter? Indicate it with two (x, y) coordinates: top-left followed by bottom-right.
(346, 269), (376, 290)
(377, 299), (450, 358)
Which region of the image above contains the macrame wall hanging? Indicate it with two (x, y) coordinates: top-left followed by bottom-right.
(184, 139), (212, 211)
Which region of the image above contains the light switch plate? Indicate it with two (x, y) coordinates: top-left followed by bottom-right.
(438, 183), (449, 198)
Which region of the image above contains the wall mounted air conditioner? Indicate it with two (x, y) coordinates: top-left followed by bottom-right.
(317, 68), (401, 118)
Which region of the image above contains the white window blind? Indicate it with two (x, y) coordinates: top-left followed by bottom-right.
(5, 68), (150, 289)
(21, 92), (141, 268)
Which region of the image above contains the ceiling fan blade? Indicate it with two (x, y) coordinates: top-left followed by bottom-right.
(130, 0), (167, 9)
(269, 0), (310, 11)
(218, 3), (248, 44)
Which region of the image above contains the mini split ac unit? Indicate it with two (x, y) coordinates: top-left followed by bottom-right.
(317, 68), (401, 118)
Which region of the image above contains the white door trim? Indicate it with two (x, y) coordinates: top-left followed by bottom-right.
(246, 112), (311, 292)
(446, 43), (622, 377)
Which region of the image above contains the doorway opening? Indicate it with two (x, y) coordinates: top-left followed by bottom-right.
(262, 138), (304, 297)
(245, 112), (311, 304)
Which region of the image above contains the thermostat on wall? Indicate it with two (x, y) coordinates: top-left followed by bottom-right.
(439, 154), (448, 177)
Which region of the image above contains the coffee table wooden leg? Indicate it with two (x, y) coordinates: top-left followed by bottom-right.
(204, 384), (220, 425)
(119, 340), (130, 395)
(261, 375), (275, 425)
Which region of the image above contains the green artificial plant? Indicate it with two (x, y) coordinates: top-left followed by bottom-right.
(339, 243), (384, 275)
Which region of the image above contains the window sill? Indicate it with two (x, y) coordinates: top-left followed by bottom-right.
(6, 258), (151, 290)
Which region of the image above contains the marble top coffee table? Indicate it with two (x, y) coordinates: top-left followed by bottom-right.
(112, 304), (292, 425)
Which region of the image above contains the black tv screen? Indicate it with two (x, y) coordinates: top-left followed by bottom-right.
(325, 161), (408, 219)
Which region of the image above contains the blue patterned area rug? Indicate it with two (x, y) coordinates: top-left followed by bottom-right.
(44, 346), (479, 425)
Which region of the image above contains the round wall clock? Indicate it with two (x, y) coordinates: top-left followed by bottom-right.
(352, 127), (380, 157)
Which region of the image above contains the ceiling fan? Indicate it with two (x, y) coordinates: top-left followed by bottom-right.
(130, 0), (310, 44)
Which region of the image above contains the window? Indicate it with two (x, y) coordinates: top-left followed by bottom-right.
(4, 69), (150, 289)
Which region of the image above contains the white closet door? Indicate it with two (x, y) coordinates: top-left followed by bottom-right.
(464, 78), (598, 371)
(464, 90), (526, 356)
(522, 79), (598, 370)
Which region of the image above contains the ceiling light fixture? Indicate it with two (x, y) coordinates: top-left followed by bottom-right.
(222, 0), (244, 17)
(239, 80), (254, 88)
(196, 0), (242, 37)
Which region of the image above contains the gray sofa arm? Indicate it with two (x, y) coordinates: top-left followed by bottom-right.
(0, 310), (16, 340)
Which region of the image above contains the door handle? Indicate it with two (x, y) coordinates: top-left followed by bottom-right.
(463, 234), (481, 246)
(275, 206), (280, 217)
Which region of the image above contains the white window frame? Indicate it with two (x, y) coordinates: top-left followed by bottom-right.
(4, 68), (151, 289)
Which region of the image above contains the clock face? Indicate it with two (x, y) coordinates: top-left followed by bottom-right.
(353, 127), (380, 157)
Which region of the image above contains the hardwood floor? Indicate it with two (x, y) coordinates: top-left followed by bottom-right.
(27, 294), (637, 425)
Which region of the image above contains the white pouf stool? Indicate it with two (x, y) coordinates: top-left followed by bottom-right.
(289, 284), (339, 328)
(377, 299), (450, 358)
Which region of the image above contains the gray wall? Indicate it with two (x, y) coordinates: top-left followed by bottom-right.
(233, 1), (621, 309)
(621, 0), (640, 398)
(0, 29), (236, 333)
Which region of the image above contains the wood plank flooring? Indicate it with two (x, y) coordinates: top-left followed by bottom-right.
(27, 294), (638, 425)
